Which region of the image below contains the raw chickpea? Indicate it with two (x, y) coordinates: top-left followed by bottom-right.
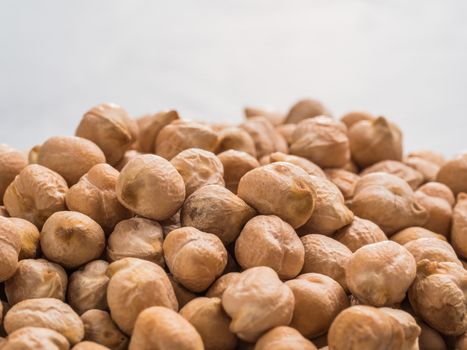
(106, 258), (178, 335)
(235, 215), (304, 279)
(161, 211), (181, 236)
(5, 259), (67, 305)
(324, 168), (360, 200)
(76, 103), (138, 166)
(163, 227), (227, 292)
(167, 274), (197, 308)
(333, 217), (387, 252)
(240, 117), (288, 158)
(237, 162), (317, 229)
(180, 297), (237, 350)
(129, 306), (203, 350)
(0, 144), (28, 205)
(114, 150), (142, 172)
(346, 241), (416, 306)
(222, 266), (295, 342)
(37, 136), (106, 186)
(405, 237), (462, 265)
(66, 164), (131, 232)
(206, 272), (241, 298)
(216, 126), (257, 157)
(255, 326), (318, 350)
(286, 273), (348, 338)
(275, 124), (297, 145)
(404, 156), (440, 183)
(0, 327), (70, 350)
(3, 164), (68, 228)
(418, 321), (447, 350)
(285, 98), (329, 124)
(244, 106), (285, 126)
(68, 260), (109, 315)
(136, 110), (179, 153)
(40, 211), (105, 269)
(217, 150), (259, 193)
(408, 150), (446, 167)
(171, 148), (225, 196)
(81, 310), (128, 350)
(4, 298), (84, 344)
(265, 152), (326, 178)
(28, 144), (41, 164)
(7, 218), (40, 259)
(360, 160), (424, 190)
(0, 216), (22, 282)
(71, 341), (110, 350)
(155, 120), (219, 160)
(181, 185), (256, 245)
(436, 152), (467, 195)
(391, 226), (447, 245)
(340, 111), (374, 129)
(300, 234), (351, 291)
(451, 193), (467, 259)
(116, 154), (185, 221)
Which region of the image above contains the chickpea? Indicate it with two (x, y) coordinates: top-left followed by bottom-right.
(181, 184), (256, 245)
(0, 217), (22, 282)
(66, 164), (131, 232)
(235, 215), (304, 279)
(216, 126), (257, 157)
(0, 327), (70, 350)
(244, 106), (285, 126)
(436, 152), (467, 195)
(275, 124), (297, 145)
(217, 150), (259, 193)
(76, 103), (138, 166)
(116, 154), (185, 221)
(106, 258), (178, 335)
(0, 206), (8, 217)
(68, 260), (109, 315)
(7, 217), (40, 259)
(285, 98), (329, 124)
(161, 211), (181, 236)
(404, 156), (440, 183)
(222, 266), (295, 342)
(408, 150), (446, 167)
(136, 110), (179, 153)
(163, 227), (227, 292)
(167, 274), (197, 308)
(333, 217), (387, 252)
(360, 160), (424, 190)
(404, 238), (462, 265)
(391, 226), (447, 245)
(40, 211), (105, 269)
(3, 164), (68, 228)
(4, 298), (84, 344)
(324, 168), (360, 200)
(346, 241), (416, 306)
(114, 150), (141, 172)
(240, 117), (288, 158)
(0, 144), (28, 205)
(340, 111), (374, 129)
(255, 326), (318, 350)
(5, 259), (67, 305)
(206, 272), (241, 298)
(265, 152), (326, 178)
(81, 310), (128, 350)
(418, 321), (447, 350)
(238, 162), (317, 229)
(129, 306), (203, 350)
(451, 193), (467, 259)
(71, 341), (110, 350)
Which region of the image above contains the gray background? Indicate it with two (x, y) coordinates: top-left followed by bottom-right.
(1, 0), (466, 156)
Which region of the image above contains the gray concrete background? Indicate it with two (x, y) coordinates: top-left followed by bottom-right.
(0, 0), (466, 156)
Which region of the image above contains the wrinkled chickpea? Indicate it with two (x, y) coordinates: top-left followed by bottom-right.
(264, 152), (326, 178)
(404, 237), (462, 265)
(81, 309), (128, 350)
(0, 327), (70, 350)
(216, 126), (257, 157)
(340, 111), (374, 129)
(404, 155), (440, 183)
(136, 110), (180, 153)
(360, 160), (424, 190)
(217, 150), (259, 193)
(7, 217), (40, 259)
(451, 193), (467, 259)
(391, 226), (447, 245)
(436, 152), (467, 195)
(255, 326), (318, 350)
(0, 144), (28, 205)
(324, 168), (360, 200)
(0, 217), (21, 282)
(206, 272), (241, 298)
(285, 98), (329, 124)
(333, 216), (387, 252)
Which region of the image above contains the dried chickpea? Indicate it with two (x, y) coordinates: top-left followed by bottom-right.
(180, 297), (237, 350)
(163, 227), (227, 292)
(217, 150), (259, 193)
(167, 274), (197, 308)
(324, 168), (360, 200)
(76, 103), (138, 165)
(409, 150), (446, 167)
(418, 321), (447, 350)
(0, 144), (27, 205)
(265, 152), (326, 178)
(275, 124), (297, 145)
(68, 260), (109, 315)
(346, 241), (416, 306)
(28, 144), (41, 164)
(129, 306), (203, 350)
(340, 111), (374, 129)
(244, 106), (285, 126)
(360, 160), (424, 190)
(300, 234), (351, 291)
(161, 211), (181, 236)
(7, 218), (39, 259)
(66, 164), (131, 232)
(222, 267), (295, 342)
(171, 148), (225, 196)
(81, 310), (128, 350)
(71, 341), (110, 350)
(0, 217), (22, 282)
(5, 259), (67, 305)
(404, 238), (462, 265)
(216, 126), (257, 157)
(40, 211), (105, 269)
(404, 156), (440, 183)
(238, 162), (317, 229)
(37, 136), (106, 186)
(0, 327), (70, 350)
(155, 120), (218, 160)
(391, 226), (447, 245)
(106, 258), (178, 335)
(136, 110), (179, 153)
(285, 98), (329, 124)
(333, 217), (387, 252)
(4, 298), (84, 344)
(114, 150), (141, 172)
(255, 326), (318, 350)
(116, 154), (185, 221)
(206, 272), (241, 298)
(285, 273), (348, 338)
(451, 193), (467, 259)
(437, 152), (467, 195)
(3, 164), (68, 228)
(235, 215), (304, 279)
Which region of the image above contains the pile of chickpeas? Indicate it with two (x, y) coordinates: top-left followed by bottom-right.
(0, 100), (466, 350)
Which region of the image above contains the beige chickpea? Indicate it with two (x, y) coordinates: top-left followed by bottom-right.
(285, 98), (330, 124)
(391, 226), (447, 245)
(409, 260), (467, 336)
(286, 273), (348, 338)
(0, 217), (22, 282)
(418, 321), (447, 350)
(340, 111), (375, 129)
(404, 238), (462, 265)
(116, 154), (185, 221)
(76, 103), (138, 166)
(408, 150), (446, 167)
(265, 152), (326, 178)
(4, 298), (84, 344)
(235, 215), (304, 279)
(275, 124), (297, 145)
(451, 193), (467, 259)
(244, 106), (285, 126)
(0, 144), (28, 205)
(171, 148), (225, 196)
(136, 110), (180, 153)
(66, 164), (131, 232)
(106, 258), (178, 335)
(206, 272), (241, 298)
(167, 274), (197, 308)
(238, 162), (317, 229)
(114, 150), (141, 172)
(404, 156), (440, 183)
(301, 234), (351, 291)
(436, 152), (467, 195)
(40, 211), (105, 269)
(346, 241), (416, 306)
(216, 126), (257, 157)
(81, 310), (128, 350)
(68, 260), (109, 315)
(181, 184), (256, 245)
(5, 259), (67, 305)
(71, 341), (110, 350)
(333, 217), (387, 252)
(37, 136), (106, 186)
(163, 227), (227, 292)
(161, 211), (181, 236)
(3, 164), (68, 228)
(360, 160), (424, 190)
(129, 306), (203, 350)
(255, 326), (318, 350)
(7, 218), (40, 259)
(1, 327), (70, 350)
(324, 168), (360, 200)
(240, 117), (288, 158)
(217, 150), (259, 193)
(28, 144), (41, 164)
(107, 218), (164, 266)
(155, 120), (219, 160)
(180, 297), (237, 350)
